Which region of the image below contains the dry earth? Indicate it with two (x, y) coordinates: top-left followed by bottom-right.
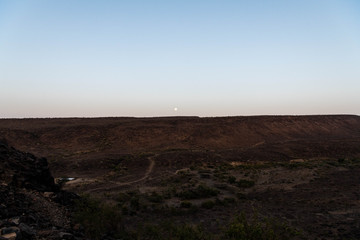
(1, 115), (360, 239)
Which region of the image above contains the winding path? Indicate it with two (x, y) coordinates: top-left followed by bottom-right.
(85, 156), (155, 193)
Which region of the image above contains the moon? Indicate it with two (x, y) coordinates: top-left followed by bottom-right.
(174, 107), (178, 112)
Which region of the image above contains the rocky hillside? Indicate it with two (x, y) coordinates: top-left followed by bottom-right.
(0, 140), (80, 240)
(1, 116), (359, 239)
(1, 115), (360, 152)
(1, 115), (360, 176)
(0, 140), (57, 192)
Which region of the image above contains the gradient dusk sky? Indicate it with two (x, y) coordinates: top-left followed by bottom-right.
(1, 0), (359, 118)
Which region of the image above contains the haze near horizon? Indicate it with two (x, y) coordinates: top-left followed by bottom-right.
(1, 0), (359, 118)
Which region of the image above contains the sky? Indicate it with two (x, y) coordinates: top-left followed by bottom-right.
(0, 0), (360, 118)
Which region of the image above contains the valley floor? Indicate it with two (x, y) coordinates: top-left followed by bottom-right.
(63, 151), (360, 239)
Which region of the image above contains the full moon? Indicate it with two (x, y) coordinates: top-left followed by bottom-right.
(174, 107), (178, 111)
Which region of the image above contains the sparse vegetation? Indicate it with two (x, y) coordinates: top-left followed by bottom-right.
(74, 196), (301, 240)
(176, 184), (219, 200)
(236, 179), (255, 188)
(146, 191), (164, 203)
(73, 194), (122, 240)
(201, 200), (216, 209)
(228, 175), (237, 184)
(224, 213), (302, 240)
(180, 201), (193, 208)
(137, 222), (210, 240)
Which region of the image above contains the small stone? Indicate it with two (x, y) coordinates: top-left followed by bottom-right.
(59, 232), (75, 240)
(43, 192), (54, 198)
(72, 224), (82, 231)
(19, 223), (35, 237)
(8, 218), (19, 226)
(1, 232), (17, 240)
(1, 227), (19, 235)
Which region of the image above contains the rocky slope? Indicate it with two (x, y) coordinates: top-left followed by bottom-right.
(1, 115), (359, 177)
(0, 140), (80, 240)
(1, 115), (360, 153)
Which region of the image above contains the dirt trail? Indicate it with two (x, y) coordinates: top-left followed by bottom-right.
(109, 156), (155, 186)
(84, 156), (156, 193)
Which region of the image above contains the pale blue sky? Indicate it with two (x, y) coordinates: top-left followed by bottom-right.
(1, 0), (359, 117)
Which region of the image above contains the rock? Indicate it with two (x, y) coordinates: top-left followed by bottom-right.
(19, 214), (37, 225)
(0, 141), (58, 192)
(0, 227), (19, 235)
(8, 218), (19, 226)
(59, 232), (75, 240)
(72, 224), (83, 232)
(19, 223), (35, 238)
(44, 192), (54, 198)
(0, 204), (7, 218)
(0, 232), (17, 240)
(0, 141), (84, 239)
(53, 191), (79, 206)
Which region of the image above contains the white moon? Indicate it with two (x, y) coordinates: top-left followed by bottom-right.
(174, 107), (178, 111)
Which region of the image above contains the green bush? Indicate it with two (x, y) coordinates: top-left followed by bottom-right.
(73, 194), (122, 240)
(121, 205), (129, 215)
(176, 184), (219, 200)
(228, 176), (237, 184)
(116, 192), (131, 204)
(162, 190), (173, 199)
(200, 173), (211, 178)
(147, 191), (164, 203)
(223, 213), (301, 240)
(139, 222), (210, 240)
(236, 192), (247, 199)
(180, 201), (193, 208)
(236, 179), (255, 188)
(168, 223), (209, 240)
(130, 196), (140, 210)
(201, 200), (216, 209)
(223, 197), (236, 204)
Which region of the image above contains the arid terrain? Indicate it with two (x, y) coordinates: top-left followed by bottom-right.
(1, 115), (360, 239)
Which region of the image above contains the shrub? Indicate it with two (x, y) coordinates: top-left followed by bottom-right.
(162, 189), (173, 199)
(130, 196), (140, 210)
(236, 179), (255, 188)
(223, 213), (301, 240)
(121, 206), (128, 215)
(176, 184), (219, 200)
(236, 192), (247, 199)
(228, 176), (237, 184)
(147, 191), (164, 203)
(180, 201), (193, 208)
(168, 223), (209, 240)
(73, 194), (122, 240)
(141, 224), (162, 239)
(223, 197), (236, 204)
(200, 173), (211, 178)
(201, 200), (216, 209)
(116, 192), (131, 204)
(139, 222), (210, 240)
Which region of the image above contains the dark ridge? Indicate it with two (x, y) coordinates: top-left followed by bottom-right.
(0, 140), (57, 192)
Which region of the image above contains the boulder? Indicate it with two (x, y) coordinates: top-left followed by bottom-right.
(0, 232), (17, 240)
(19, 223), (35, 238)
(0, 141), (58, 192)
(59, 232), (75, 240)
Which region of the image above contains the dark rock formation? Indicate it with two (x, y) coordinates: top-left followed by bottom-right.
(0, 140), (58, 192)
(0, 140), (82, 240)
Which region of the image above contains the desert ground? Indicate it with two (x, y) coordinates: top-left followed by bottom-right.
(1, 115), (360, 239)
